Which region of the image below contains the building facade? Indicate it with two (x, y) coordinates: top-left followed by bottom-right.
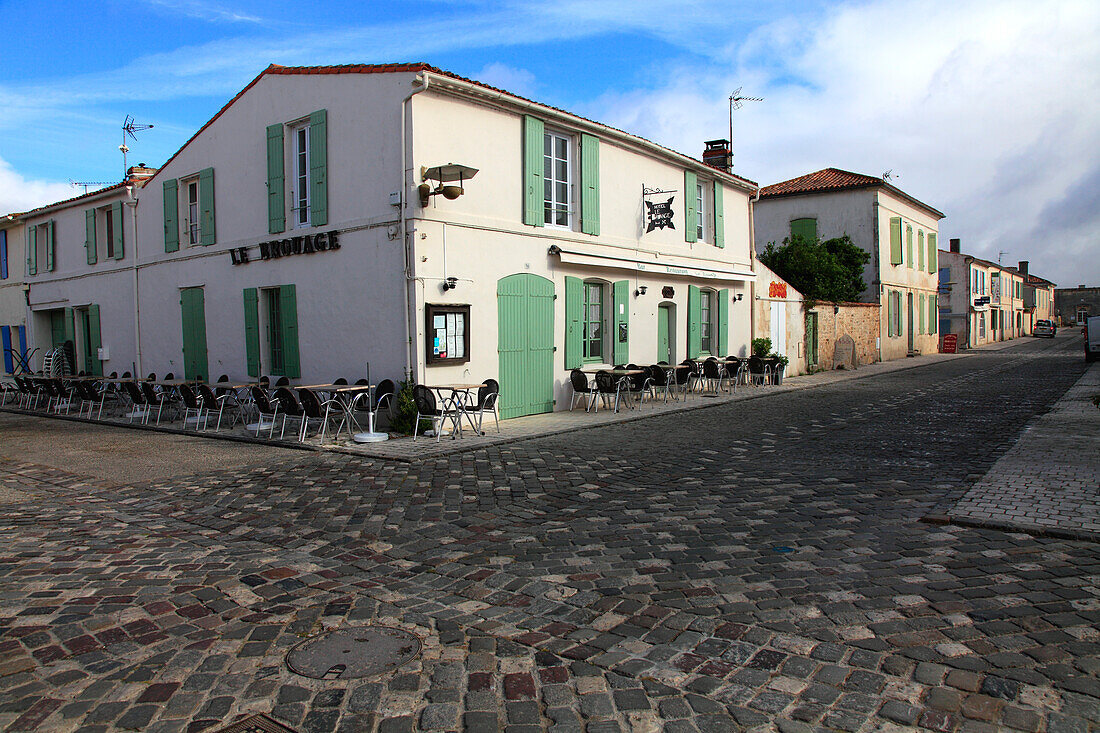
(1055, 285), (1100, 327)
(937, 241), (1035, 348)
(753, 168), (944, 362)
(1017, 261), (1055, 334)
(0, 216), (28, 374)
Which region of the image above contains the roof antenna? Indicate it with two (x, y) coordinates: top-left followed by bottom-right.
(998, 250), (1008, 264)
(728, 87), (762, 168)
(69, 179), (115, 194)
(882, 169), (898, 181)
(120, 115), (154, 178)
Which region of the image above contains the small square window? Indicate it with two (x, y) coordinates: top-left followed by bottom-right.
(426, 304), (471, 365)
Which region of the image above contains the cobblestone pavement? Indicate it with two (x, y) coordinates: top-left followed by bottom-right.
(942, 361), (1100, 540)
(0, 336), (1098, 732)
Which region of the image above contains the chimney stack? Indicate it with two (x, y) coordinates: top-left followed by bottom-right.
(126, 163), (157, 186)
(949, 238), (961, 254)
(1018, 260), (1028, 277)
(702, 139), (732, 173)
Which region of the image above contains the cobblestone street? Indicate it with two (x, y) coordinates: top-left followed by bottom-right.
(0, 335), (1097, 732)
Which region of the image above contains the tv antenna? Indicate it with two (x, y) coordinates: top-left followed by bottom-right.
(728, 87), (763, 167)
(120, 115), (154, 177)
(69, 179), (115, 194)
(998, 250), (1009, 264)
(883, 169), (899, 181)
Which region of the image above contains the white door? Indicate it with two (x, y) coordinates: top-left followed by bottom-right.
(770, 304), (786, 357)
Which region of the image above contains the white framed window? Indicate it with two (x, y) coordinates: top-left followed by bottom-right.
(543, 131), (572, 228)
(582, 280), (605, 361)
(96, 205), (116, 260)
(291, 123), (311, 228)
(185, 178), (200, 246)
(696, 182), (706, 242)
(700, 289), (714, 354)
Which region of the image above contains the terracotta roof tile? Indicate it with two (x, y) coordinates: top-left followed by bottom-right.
(760, 167), (944, 219)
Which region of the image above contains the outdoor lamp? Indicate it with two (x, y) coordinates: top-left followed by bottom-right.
(419, 164), (479, 207)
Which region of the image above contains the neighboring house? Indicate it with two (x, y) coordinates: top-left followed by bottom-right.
(754, 168), (944, 362)
(1055, 285), (1100, 327)
(21, 63), (759, 417)
(937, 240), (1033, 348)
(753, 260), (805, 375)
(0, 215), (28, 374)
(1017, 262), (1056, 333)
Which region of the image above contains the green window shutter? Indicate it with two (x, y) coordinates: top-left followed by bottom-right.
(199, 167), (216, 245)
(87, 304), (103, 376)
(713, 182), (725, 248)
(929, 295), (937, 334)
(522, 115), (545, 227)
(905, 225), (913, 268)
(612, 280), (629, 365)
(580, 134), (600, 235)
(928, 233), (937, 273)
(85, 209), (97, 265)
(889, 217), (902, 265)
(717, 288), (729, 355)
(684, 171), (698, 243)
(790, 218), (817, 242)
(917, 231), (924, 270)
(279, 284), (301, 378)
(919, 294), (926, 334)
(308, 109), (328, 226)
(564, 275), (582, 369)
(243, 288), (260, 377)
(63, 306), (75, 347)
(687, 284), (701, 358)
(163, 179), (179, 252)
(267, 123), (286, 233)
(887, 292), (895, 337)
(112, 202), (124, 259)
(44, 220), (55, 272)
(26, 226), (35, 275)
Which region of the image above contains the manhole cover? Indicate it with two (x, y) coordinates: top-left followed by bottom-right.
(210, 713), (298, 732)
(286, 625), (421, 680)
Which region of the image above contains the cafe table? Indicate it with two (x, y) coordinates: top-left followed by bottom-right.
(424, 383), (485, 438)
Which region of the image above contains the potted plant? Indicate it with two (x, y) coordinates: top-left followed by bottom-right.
(751, 337), (772, 358)
(768, 352), (789, 384)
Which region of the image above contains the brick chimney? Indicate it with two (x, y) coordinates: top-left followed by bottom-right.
(1018, 260), (1028, 277)
(126, 163), (157, 186)
(949, 238), (961, 254)
(702, 139), (731, 173)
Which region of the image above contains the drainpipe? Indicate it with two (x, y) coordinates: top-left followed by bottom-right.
(126, 184), (142, 376)
(401, 74), (429, 383)
(748, 185), (761, 350)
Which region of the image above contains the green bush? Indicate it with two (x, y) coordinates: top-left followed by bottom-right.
(387, 373), (431, 435)
(751, 338), (772, 358)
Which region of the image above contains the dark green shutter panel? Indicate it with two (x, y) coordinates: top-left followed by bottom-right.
(713, 182), (725, 248)
(199, 167), (216, 245)
(889, 217), (902, 265)
(684, 170), (698, 243)
(522, 116), (544, 227)
(163, 179), (179, 252)
(309, 109), (328, 226)
(87, 304), (103, 376)
(279, 284), (301, 378)
(930, 296), (937, 334)
(790, 218), (817, 242)
(580, 134), (600, 235)
(45, 220), (55, 272)
(887, 292), (895, 337)
(917, 231), (924, 270)
(180, 288), (209, 381)
(111, 202), (124, 259)
(63, 306), (75, 347)
(267, 123), (286, 233)
(919, 294), (926, 334)
(613, 280), (629, 365)
(85, 209), (97, 265)
(687, 284), (701, 358)
(26, 226), (35, 276)
(243, 288), (260, 377)
(905, 225), (913, 268)
(564, 275), (582, 369)
(928, 233), (937, 273)
(717, 288), (729, 356)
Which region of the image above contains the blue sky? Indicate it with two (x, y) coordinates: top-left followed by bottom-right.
(2, 0), (1098, 287)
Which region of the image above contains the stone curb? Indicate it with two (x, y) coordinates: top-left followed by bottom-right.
(922, 512), (1100, 544)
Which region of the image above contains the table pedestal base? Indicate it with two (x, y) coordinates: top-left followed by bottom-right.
(353, 431), (388, 443)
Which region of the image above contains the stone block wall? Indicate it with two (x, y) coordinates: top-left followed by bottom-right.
(807, 302), (880, 370)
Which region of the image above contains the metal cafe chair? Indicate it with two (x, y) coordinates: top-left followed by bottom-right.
(412, 384), (459, 442)
(569, 368), (598, 411)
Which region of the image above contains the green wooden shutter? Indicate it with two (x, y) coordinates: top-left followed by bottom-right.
(917, 231), (924, 270)
(522, 116), (544, 227)
(111, 202), (124, 259)
(887, 292), (895, 337)
(684, 171), (698, 243)
(717, 288), (729, 356)
(45, 221), (55, 272)
(267, 123), (286, 233)
(199, 167), (216, 245)
(580, 134), (600, 235)
(278, 284), (301, 378)
(713, 182), (725, 248)
(905, 225), (913, 269)
(919, 294), (926, 334)
(26, 226), (35, 275)
(85, 209), (97, 265)
(790, 218), (817, 242)
(87, 304), (103, 376)
(163, 179), (179, 252)
(309, 109), (328, 226)
(180, 288), (209, 381)
(243, 288), (260, 377)
(687, 284), (701, 358)
(889, 217), (902, 265)
(62, 306), (75, 347)
(929, 295), (937, 334)
(928, 233), (937, 273)
(564, 275), (582, 369)
(612, 280), (628, 365)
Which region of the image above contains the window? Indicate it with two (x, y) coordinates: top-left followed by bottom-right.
(186, 179), (200, 245)
(1, 229), (7, 280)
(700, 289), (713, 354)
(979, 312), (986, 337)
(544, 131), (572, 227)
(790, 218), (817, 243)
(425, 304), (471, 364)
(292, 123), (310, 227)
(696, 182), (706, 241)
(265, 288), (284, 374)
(243, 285), (299, 378)
(583, 281), (604, 361)
(888, 290), (903, 337)
(104, 206), (116, 259)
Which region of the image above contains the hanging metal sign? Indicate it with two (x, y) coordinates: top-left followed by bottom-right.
(642, 185), (676, 233)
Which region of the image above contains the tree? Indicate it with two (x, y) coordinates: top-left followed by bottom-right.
(758, 233), (870, 303)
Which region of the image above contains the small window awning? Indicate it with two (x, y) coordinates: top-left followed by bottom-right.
(549, 244), (755, 282)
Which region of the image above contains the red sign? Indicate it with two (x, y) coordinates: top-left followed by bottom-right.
(940, 334), (958, 353)
(769, 281), (787, 298)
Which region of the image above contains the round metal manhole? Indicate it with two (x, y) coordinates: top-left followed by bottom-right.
(286, 626), (421, 680)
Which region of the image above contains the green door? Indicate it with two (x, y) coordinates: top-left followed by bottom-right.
(497, 274), (554, 419)
(805, 312), (819, 369)
(657, 304), (672, 364)
(180, 287), (209, 381)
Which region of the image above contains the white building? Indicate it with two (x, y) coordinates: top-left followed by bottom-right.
(21, 63), (760, 418)
(754, 168), (944, 361)
(0, 216), (28, 374)
(938, 241), (1029, 348)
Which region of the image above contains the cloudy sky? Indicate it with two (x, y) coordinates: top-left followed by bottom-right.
(2, 0), (1098, 286)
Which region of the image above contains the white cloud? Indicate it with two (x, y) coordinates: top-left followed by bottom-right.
(143, 0), (263, 23)
(0, 156), (81, 216)
(473, 63), (537, 98)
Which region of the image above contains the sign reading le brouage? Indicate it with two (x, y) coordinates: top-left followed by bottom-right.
(229, 230), (340, 265)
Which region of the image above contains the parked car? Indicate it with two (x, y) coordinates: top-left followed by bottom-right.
(1086, 316), (1100, 363)
(1034, 319), (1056, 338)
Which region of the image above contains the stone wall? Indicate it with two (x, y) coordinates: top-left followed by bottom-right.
(1055, 286), (1100, 326)
(807, 302), (881, 371)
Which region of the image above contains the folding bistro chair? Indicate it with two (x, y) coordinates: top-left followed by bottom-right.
(569, 369), (598, 411)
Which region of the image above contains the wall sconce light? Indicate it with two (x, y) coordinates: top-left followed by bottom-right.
(634, 285), (647, 297)
(419, 164), (478, 207)
(734, 293), (744, 302)
(442, 276), (459, 291)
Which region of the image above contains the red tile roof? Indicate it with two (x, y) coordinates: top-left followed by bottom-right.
(760, 167), (944, 219)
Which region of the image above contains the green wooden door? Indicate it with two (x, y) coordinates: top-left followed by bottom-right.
(180, 287), (209, 381)
(497, 274), (554, 419)
(657, 304), (672, 364)
(805, 312), (819, 368)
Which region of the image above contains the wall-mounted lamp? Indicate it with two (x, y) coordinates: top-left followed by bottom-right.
(419, 164), (479, 207)
(734, 293), (744, 302)
(634, 285), (647, 297)
(442, 276), (459, 291)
